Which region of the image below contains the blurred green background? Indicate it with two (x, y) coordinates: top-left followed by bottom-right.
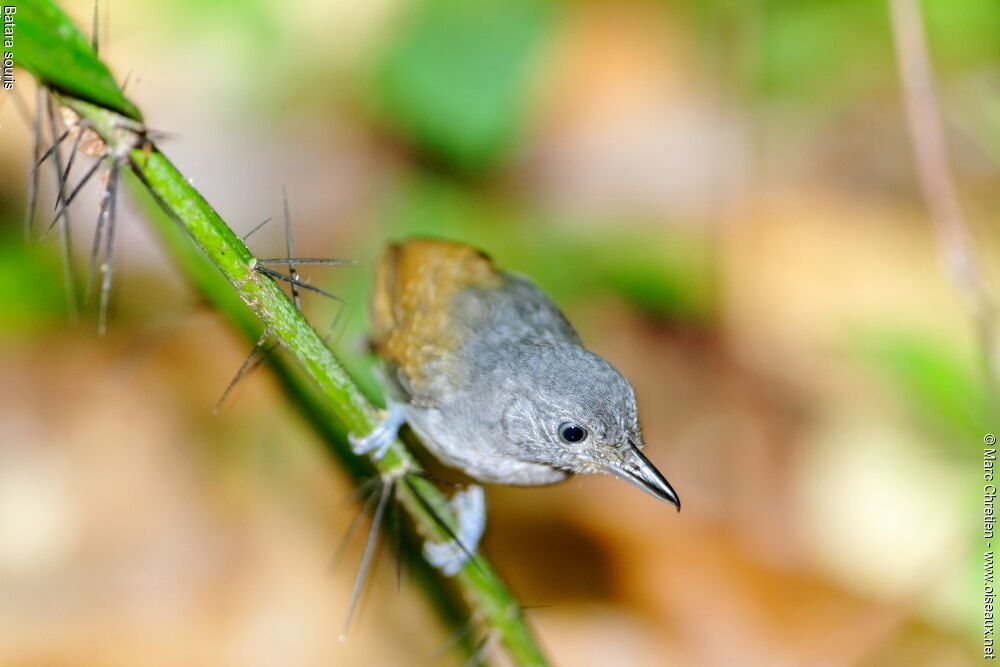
(0, 0), (997, 664)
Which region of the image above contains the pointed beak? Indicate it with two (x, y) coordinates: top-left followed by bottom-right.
(608, 443), (681, 510)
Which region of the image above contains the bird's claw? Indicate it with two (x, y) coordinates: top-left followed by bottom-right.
(423, 484), (486, 576)
(348, 403), (406, 461)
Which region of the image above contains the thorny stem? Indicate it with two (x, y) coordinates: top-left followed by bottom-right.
(58, 95), (549, 667)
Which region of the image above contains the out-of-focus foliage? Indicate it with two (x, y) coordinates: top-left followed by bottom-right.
(371, 0), (555, 171)
(0, 231), (67, 334)
(749, 0), (1000, 106)
(381, 177), (715, 320)
(854, 330), (994, 449)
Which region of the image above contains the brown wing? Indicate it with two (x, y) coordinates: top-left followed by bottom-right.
(371, 239), (502, 401)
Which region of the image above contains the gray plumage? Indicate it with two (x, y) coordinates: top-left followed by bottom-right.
(385, 271), (674, 505)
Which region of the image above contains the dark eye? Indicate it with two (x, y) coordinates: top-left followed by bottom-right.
(558, 422), (588, 444)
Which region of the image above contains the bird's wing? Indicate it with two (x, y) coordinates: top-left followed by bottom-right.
(483, 272), (581, 346)
(372, 238), (502, 404)
(372, 238), (582, 405)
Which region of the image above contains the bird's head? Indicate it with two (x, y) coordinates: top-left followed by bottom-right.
(500, 342), (680, 509)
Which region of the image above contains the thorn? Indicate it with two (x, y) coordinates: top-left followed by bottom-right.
(241, 217), (272, 241)
(340, 476), (394, 641)
(8, 85), (35, 129)
(85, 164), (111, 303)
(212, 331), (271, 414)
(322, 301), (352, 346)
(45, 90), (78, 320)
(426, 615), (477, 665)
(91, 0), (100, 54)
(97, 159), (121, 336)
(143, 127), (175, 143)
(390, 482), (403, 592)
(255, 258), (355, 266)
(331, 476), (385, 568)
(282, 188), (301, 310)
(409, 469), (462, 489)
(463, 632), (498, 667)
(25, 87), (43, 241)
(55, 128), (85, 210)
(30, 129), (70, 175)
(44, 157), (103, 237)
(255, 266), (346, 302)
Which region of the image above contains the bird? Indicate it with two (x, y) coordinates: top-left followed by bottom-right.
(350, 238), (679, 574)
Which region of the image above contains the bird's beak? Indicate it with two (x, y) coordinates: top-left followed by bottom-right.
(608, 443), (681, 510)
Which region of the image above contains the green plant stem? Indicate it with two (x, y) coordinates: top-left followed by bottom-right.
(60, 95), (548, 667)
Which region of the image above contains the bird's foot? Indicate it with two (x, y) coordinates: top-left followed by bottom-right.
(348, 403), (406, 461)
(423, 484), (486, 576)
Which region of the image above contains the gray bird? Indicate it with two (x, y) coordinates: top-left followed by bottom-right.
(350, 239), (679, 574)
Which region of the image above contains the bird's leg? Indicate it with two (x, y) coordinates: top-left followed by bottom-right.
(351, 395), (486, 575)
(422, 484), (486, 576)
(349, 402), (407, 461)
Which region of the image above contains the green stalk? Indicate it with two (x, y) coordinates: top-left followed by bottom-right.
(60, 95), (549, 666)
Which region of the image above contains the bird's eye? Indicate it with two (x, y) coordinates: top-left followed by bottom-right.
(558, 422), (588, 444)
